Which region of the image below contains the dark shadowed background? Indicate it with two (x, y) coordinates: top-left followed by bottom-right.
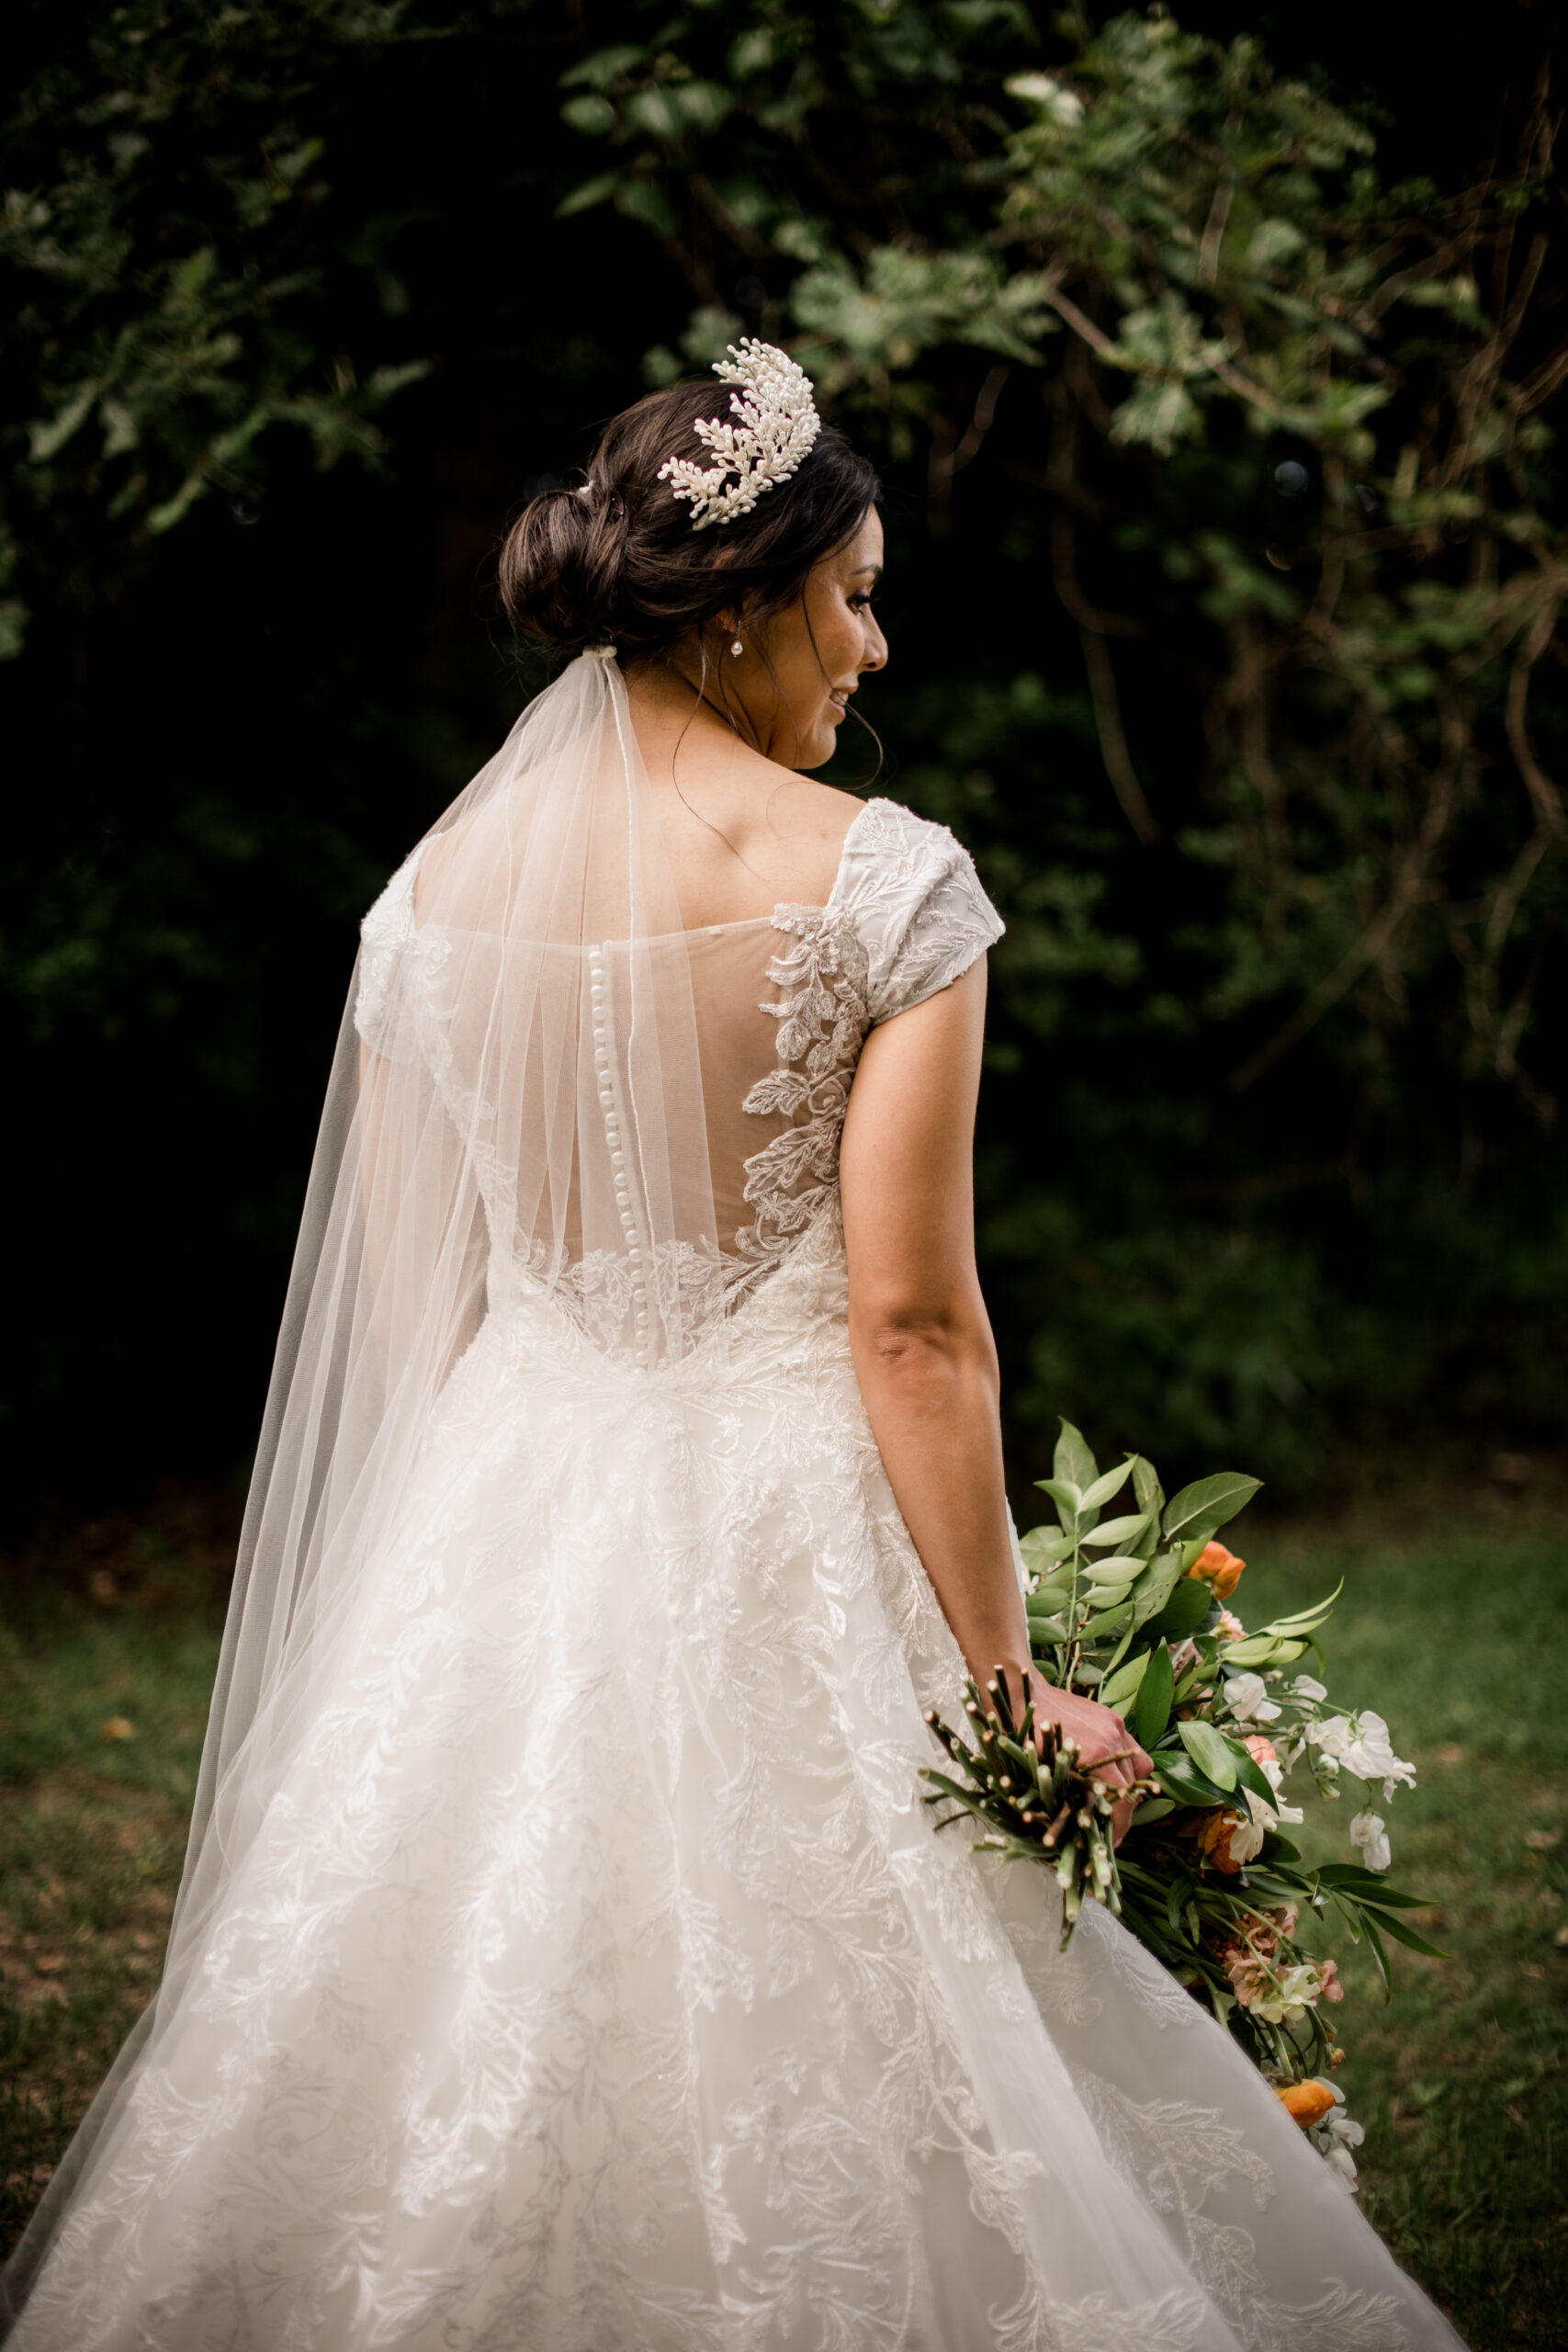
(4, 0), (1563, 1522)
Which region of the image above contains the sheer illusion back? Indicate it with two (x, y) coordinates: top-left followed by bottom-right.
(356, 670), (1003, 1370)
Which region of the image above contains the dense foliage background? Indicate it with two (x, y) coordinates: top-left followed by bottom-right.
(4, 0), (1564, 1515)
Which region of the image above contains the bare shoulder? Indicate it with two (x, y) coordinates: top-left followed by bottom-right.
(752, 775), (866, 902)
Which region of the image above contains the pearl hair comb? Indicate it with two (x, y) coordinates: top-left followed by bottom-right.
(659, 339), (821, 531)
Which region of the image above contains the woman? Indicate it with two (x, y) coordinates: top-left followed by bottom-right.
(3, 345), (1463, 2348)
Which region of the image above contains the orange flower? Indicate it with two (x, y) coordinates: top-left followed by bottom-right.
(1276, 2081), (1337, 2130)
(1243, 1735), (1279, 1769)
(1190, 1808), (1247, 1875)
(1188, 1540), (1246, 1598)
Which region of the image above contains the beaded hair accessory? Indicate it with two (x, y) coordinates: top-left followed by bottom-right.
(658, 339), (821, 531)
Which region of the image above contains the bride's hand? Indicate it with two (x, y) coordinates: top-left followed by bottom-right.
(995, 1668), (1154, 1848)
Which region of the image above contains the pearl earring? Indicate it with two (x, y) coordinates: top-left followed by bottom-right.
(730, 638), (743, 658)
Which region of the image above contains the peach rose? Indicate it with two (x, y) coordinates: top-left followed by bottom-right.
(1277, 2081), (1337, 2130)
(1244, 1735), (1279, 1769)
(1317, 1958), (1344, 2004)
(1188, 1540), (1246, 1599)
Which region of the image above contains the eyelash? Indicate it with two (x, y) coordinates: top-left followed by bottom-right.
(850, 592), (874, 611)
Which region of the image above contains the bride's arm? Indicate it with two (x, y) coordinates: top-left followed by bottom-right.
(840, 963), (1145, 1788)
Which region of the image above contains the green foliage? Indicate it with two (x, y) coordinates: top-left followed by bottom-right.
(1, 0), (1564, 1497)
(1, 0), (438, 653)
(933, 1415), (1439, 2109)
(566, 1), (1564, 1119)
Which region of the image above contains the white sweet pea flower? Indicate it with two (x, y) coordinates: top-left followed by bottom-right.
(1343, 1710), (1417, 1802)
(1224, 1670), (1281, 1724)
(1235, 1787), (1303, 1848)
(1309, 1711), (1416, 1801)
(1292, 1674), (1327, 1701)
(1227, 1801), (1269, 1865)
(1349, 1810), (1392, 1872)
(1241, 1746), (1303, 1826)
(1308, 2091), (1365, 2191)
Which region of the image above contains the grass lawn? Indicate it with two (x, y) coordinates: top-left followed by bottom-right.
(1, 1486), (1564, 2343)
(1234, 1498), (1568, 2347)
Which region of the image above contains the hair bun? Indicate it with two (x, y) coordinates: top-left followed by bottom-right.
(499, 380), (878, 663)
(499, 481), (626, 654)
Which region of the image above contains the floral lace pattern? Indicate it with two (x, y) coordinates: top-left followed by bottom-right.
(7, 808), (1462, 2351)
(734, 798), (1004, 1276)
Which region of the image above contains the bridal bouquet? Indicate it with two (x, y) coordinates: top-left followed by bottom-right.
(921, 1421), (1440, 2182)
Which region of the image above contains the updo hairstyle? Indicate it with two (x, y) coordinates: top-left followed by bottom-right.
(499, 379), (879, 664)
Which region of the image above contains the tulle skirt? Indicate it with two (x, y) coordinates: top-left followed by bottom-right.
(6, 1222), (1463, 2349)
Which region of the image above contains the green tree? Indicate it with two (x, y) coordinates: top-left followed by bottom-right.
(3, 0), (1563, 1498)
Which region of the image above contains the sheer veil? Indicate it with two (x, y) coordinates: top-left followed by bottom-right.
(3, 647), (724, 2312)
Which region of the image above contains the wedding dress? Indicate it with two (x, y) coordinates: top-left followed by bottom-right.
(2, 651), (1463, 2350)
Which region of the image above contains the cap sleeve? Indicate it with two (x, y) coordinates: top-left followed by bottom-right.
(829, 798), (1004, 1026)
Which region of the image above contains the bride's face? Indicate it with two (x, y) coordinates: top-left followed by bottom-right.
(733, 507), (887, 771)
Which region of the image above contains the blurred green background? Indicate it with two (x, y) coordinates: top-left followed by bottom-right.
(4, 0), (1563, 1511)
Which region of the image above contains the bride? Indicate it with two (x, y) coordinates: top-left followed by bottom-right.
(3, 344), (1463, 2350)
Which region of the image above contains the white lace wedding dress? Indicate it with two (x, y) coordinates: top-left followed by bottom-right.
(4, 682), (1464, 2349)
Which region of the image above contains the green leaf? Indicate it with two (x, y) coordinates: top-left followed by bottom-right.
(1130, 1553), (1185, 1629)
(1083, 1600), (1134, 1636)
(560, 42), (648, 89)
(1054, 1418), (1098, 1491)
(28, 385), (98, 465)
(1080, 1459), (1134, 1512)
(1362, 1910), (1448, 1959)
(1085, 1554), (1145, 1580)
(1033, 1476), (1082, 1525)
(1031, 1573), (1077, 1606)
(1161, 1473), (1262, 1547)
(1025, 1613), (1069, 1645)
(561, 93), (616, 136)
(1100, 1649), (1153, 1713)
(1020, 1524), (1072, 1568)
(615, 178), (680, 236)
(1152, 1758), (1241, 1806)
(1216, 1634), (1291, 1667)
(1082, 1513), (1150, 1549)
(1360, 1912), (1393, 1999)
(1131, 1454), (1166, 1523)
(625, 87), (687, 140)
(1100, 1610), (1141, 1679)
(1128, 1643), (1174, 1746)
(1249, 1584), (1343, 1640)
(1224, 1741), (1278, 1809)
(1129, 1795), (1176, 1825)
(1145, 1579), (1213, 1643)
(1178, 1718), (1237, 1790)
(1331, 1884), (1432, 1910)
(556, 172), (621, 218)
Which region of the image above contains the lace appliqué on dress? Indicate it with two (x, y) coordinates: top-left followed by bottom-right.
(733, 798), (1004, 1279)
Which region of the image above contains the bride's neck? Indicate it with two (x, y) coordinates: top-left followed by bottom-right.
(624, 649), (761, 764)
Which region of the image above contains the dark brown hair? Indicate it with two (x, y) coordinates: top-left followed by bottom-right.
(499, 378), (879, 662)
